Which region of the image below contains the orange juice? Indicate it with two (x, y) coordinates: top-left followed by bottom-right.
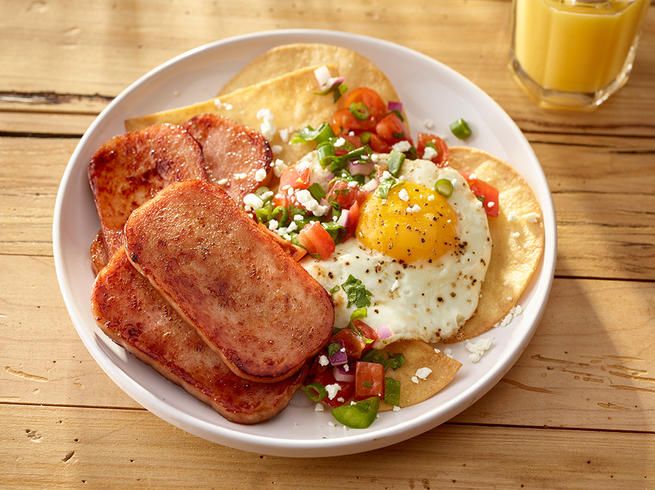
(511, 0), (649, 109)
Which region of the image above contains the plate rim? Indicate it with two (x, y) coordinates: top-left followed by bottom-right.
(53, 28), (557, 456)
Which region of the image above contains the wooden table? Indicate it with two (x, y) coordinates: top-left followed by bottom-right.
(2, 1), (654, 487)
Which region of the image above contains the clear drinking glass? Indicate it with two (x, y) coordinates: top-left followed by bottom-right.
(510, 0), (650, 110)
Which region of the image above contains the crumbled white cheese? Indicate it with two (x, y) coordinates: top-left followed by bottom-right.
(313, 66), (331, 87)
(392, 140), (411, 153)
(511, 231), (521, 238)
(487, 201), (496, 209)
(243, 193), (263, 211)
(295, 189), (329, 217)
(343, 364), (349, 372)
(410, 376), (419, 384)
(293, 214), (304, 222)
(254, 168), (267, 182)
(325, 383), (341, 400)
(465, 337), (494, 363)
(318, 355), (329, 366)
(213, 98), (223, 109)
(271, 145), (282, 155)
(444, 348), (453, 357)
(415, 367), (433, 380)
(525, 212), (541, 223)
(216, 178), (229, 185)
(495, 304), (523, 328)
(347, 180), (358, 188)
(370, 153), (382, 163)
(427, 194), (435, 202)
(423, 146), (438, 160)
(434, 348), (441, 354)
(286, 221), (298, 233)
(337, 397), (345, 403)
(348, 131), (355, 137)
(273, 159), (287, 178)
(233, 172), (248, 180)
(361, 179), (379, 193)
(398, 188), (410, 202)
(390, 279), (399, 293)
(451, 178), (458, 187)
(268, 219), (279, 231)
(334, 137), (346, 148)
(278, 128), (289, 142)
(423, 119), (435, 130)
(406, 204), (421, 214)
(260, 191), (273, 201)
(475, 200), (483, 209)
(223, 102), (233, 111)
(392, 405), (401, 412)
(314, 403), (324, 412)
(256, 108), (276, 140)
(336, 209), (349, 227)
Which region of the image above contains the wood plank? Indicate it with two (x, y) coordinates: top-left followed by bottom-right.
(2, 254), (654, 432)
(0, 110), (92, 136)
(1, 1), (653, 137)
(2, 135), (653, 280)
(1, 404), (652, 488)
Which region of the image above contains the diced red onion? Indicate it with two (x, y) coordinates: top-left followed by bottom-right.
(376, 325), (393, 340)
(314, 71), (345, 94)
(313, 66), (331, 87)
(329, 348), (348, 366)
(333, 365), (355, 383)
(388, 101), (403, 112)
(347, 161), (374, 176)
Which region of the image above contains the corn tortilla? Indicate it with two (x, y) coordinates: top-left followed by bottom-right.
(218, 43), (401, 107)
(447, 147), (545, 342)
(379, 340), (461, 410)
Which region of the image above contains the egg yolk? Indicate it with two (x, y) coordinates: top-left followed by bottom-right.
(356, 182), (458, 263)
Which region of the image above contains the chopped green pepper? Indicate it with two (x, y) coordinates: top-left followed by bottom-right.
(384, 377), (401, 406)
(387, 150), (406, 177)
(450, 118), (472, 140)
(331, 397), (380, 429)
(435, 178), (454, 198)
(302, 382), (327, 403)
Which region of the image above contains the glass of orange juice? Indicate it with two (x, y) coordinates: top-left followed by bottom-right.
(510, 0), (650, 110)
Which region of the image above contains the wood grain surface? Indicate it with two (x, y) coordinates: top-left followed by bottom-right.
(1, 0), (654, 487)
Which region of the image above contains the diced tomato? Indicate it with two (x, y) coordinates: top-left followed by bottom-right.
(331, 108), (376, 134)
(340, 133), (362, 152)
(297, 222), (335, 259)
(345, 200), (360, 237)
(467, 177), (500, 217)
(339, 87), (387, 122)
(279, 166), (311, 190)
(417, 132), (449, 167)
(327, 180), (359, 209)
(352, 319), (378, 346)
(332, 328), (367, 360)
(368, 133), (392, 153)
(375, 113), (410, 144)
(324, 382), (355, 408)
(272, 193), (290, 208)
(355, 362), (385, 400)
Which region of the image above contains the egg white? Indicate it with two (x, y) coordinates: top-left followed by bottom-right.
(301, 158), (492, 344)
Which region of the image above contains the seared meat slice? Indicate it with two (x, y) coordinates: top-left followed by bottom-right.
(92, 249), (306, 424)
(184, 113), (273, 201)
(90, 230), (109, 275)
(124, 180), (334, 383)
(88, 123), (207, 254)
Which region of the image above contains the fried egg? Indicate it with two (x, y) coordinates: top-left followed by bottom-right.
(301, 157), (492, 344)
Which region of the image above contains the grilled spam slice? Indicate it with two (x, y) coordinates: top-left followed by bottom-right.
(88, 123), (207, 254)
(124, 180), (334, 383)
(92, 249), (306, 424)
(184, 113), (273, 201)
(90, 230), (109, 275)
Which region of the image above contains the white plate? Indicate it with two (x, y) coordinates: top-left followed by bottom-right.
(53, 29), (556, 457)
